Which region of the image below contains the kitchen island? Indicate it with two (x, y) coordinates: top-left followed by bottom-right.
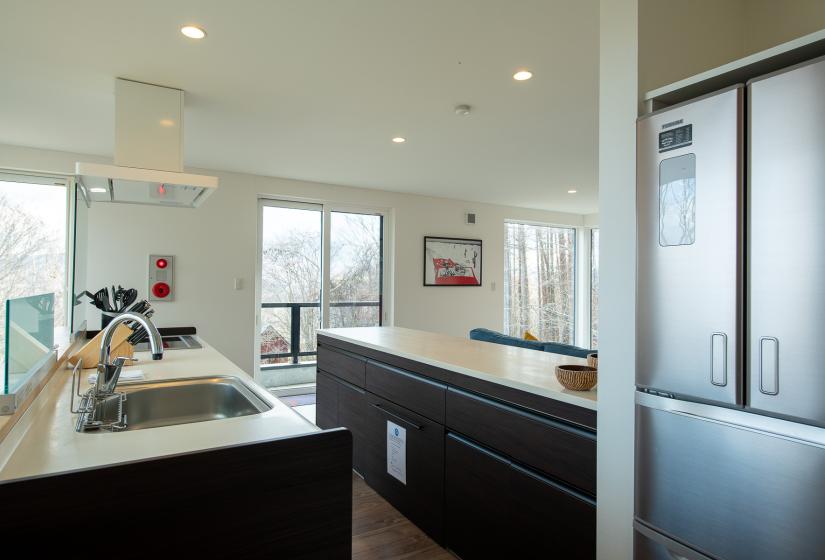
(0, 338), (352, 558)
(317, 326), (597, 560)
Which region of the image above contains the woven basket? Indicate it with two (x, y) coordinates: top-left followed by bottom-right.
(555, 365), (598, 391)
(586, 353), (598, 369)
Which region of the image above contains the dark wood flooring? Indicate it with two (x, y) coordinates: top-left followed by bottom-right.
(352, 474), (455, 560)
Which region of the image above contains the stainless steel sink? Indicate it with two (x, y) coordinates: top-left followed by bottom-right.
(112, 376), (273, 431)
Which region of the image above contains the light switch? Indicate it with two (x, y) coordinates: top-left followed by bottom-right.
(234, 278), (243, 290)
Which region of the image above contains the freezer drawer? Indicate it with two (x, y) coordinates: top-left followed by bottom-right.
(636, 86), (743, 405)
(748, 56), (825, 426)
(635, 392), (825, 560)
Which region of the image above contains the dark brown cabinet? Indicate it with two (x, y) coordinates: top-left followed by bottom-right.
(317, 336), (596, 558)
(338, 380), (369, 475)
(316, 368), (370, 474)
(446, 433), (596, 560)
(315, 369), (338, 430)
(365, 359), (446, 423)
(317, 344), (366, 387)
(445, 434), (512, 559)
(447, 387), (596, 495)
(509, 464), (596, 559)
(360, 392), (446, 542)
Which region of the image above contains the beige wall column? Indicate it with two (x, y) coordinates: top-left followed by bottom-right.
(597, 1), (638, 558)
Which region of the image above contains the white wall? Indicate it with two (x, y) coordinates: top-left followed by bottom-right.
(0, 143), (586, 374)
(598, 1), (637, 559)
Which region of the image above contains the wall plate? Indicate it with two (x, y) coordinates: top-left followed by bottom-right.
(148, 254), (174, 301)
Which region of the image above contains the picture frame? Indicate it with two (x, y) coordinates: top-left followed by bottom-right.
(423, 236), (482, 287)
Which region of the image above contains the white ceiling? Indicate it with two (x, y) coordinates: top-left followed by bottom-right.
(0, 0), (599, 213)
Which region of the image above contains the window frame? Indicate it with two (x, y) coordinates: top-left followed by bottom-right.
(0, 170), (73, 337)
(589, 228), (599, 349)
(503, 219), (580, 346)
(254, 196), (392, 377)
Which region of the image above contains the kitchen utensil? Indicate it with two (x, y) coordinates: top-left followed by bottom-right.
(92, 288), (110, 311)
(120, 288), (138, 310)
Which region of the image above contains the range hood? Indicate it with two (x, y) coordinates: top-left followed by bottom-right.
(76, 79), (218, 208)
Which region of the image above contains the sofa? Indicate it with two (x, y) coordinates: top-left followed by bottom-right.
(469, 328), (593, 358)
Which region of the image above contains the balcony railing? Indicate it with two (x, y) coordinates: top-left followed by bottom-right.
(260, 301), (381, 368)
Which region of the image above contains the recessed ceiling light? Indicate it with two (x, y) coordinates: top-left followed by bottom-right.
(180, 25), (206, 39)
(513, 70), (533, 81)
(90, 187), (108, 193)
(392, 137), (406, 143)
(567, 189), (578, 194)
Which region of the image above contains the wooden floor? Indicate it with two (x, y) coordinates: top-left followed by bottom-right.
(352, 474), (455, 560)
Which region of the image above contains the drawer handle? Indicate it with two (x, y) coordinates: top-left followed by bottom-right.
(371, 403), (422, 430)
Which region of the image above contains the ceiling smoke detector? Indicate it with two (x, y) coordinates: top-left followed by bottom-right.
(455, 104), (472, 116)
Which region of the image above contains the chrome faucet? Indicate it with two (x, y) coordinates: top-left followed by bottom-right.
(96, 312), (163, 395)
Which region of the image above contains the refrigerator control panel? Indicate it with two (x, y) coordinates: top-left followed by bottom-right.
(659, 123), (693, 153)
(148, 254), (174, 301)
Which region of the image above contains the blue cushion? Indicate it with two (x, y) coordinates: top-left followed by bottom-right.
(469, 328), (593, 357)
(542, 341), (592, 358)
(469, 328), (546, 352)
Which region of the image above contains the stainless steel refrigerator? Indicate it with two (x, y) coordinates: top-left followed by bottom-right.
(635, 55), (825, 560)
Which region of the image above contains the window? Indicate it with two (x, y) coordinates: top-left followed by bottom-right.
(590, 228), (599, 349)
(329, 211), (383, 328)
(0, 173), (69, 391)
(504, 222), (576, 344)
(257, 199), (387, 386)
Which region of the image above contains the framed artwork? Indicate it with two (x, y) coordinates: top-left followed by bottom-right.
(423, 236), (482, 286)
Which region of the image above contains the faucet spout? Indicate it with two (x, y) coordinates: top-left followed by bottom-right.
(96, 312), (163, 395)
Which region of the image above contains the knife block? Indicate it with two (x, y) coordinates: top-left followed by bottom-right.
(68, 324), (135, 370)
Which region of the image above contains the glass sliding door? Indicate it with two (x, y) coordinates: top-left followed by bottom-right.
(259, 202), (322, 371)
(329, 211), (383, 328)
(257, 200), (387, 390)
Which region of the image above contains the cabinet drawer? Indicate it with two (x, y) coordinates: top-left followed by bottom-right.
(446, 388), (596, 495)
(315, 369), (339, 430)
(365, 360), (446, 423)
(360, 392), (445, 543)
(445, 434), (512, 558)
(445, 433), (595, 560)
(338, 380), (369, 476)
(509, 462), (595, 559)
(317, 344), (366, 387)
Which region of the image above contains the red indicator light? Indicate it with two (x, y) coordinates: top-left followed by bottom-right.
(158, 184), (166, 195)
(156, 258), (168, 269)
(152, 282), (171, 298)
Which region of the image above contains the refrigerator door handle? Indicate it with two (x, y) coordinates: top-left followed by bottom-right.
(710, 332), (728, 386)
(759, 336), (780, 396)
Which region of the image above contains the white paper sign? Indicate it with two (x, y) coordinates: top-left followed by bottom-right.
(387, 420), (407, 484)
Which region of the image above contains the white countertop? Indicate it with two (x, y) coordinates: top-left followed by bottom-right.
(0, 339), (317, 482)
(318, 327), (597, 411)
